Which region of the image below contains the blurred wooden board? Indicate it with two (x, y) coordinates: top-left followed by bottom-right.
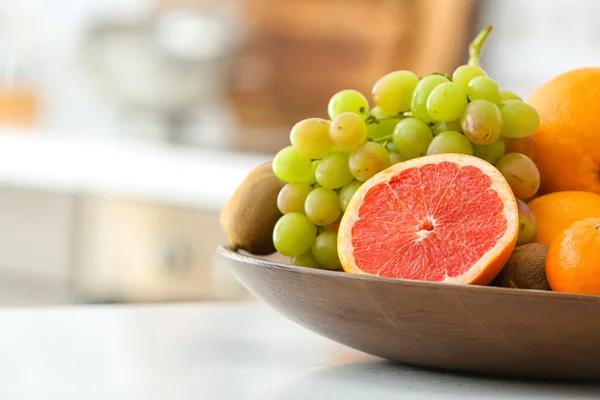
(228, 0), (479, 130)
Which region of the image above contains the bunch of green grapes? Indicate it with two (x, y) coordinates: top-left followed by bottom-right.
(271, 26), (542, 268)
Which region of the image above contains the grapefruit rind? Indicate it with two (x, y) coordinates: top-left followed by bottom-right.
(338, 154), (519, 285)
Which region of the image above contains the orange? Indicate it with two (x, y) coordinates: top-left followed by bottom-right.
(504, 137), (536, 161)
(528, 67), (600, 195)
(546, 218), (600, 294)
(528, 191), (600, 245)
(338, 154), (518, 285)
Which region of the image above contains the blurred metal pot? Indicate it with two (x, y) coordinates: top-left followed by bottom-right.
(80, 7), (243, 144)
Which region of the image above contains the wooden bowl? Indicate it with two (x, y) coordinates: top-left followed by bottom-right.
(218, 246), (600, 381)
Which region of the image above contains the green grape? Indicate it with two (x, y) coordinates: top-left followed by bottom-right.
(304, 187), (341, 226)
(366, 106), (403, 140)
(292, 251), (322, 269)
(499, 90), (522, 101)
(366, 123), (381, 140)
(389, 153), (406, 164)
(393, 117), (434, 160)
(452, 64), (487, 88)
(495, 153), (540, 199)
(272, 213), (317, 257)
(426, 82), (468, 122)
(385, 142), (408, 164)
(290, 118), (333, 159)
(516, 198), (537, 245)
(372, 70), (419, 114)
(410, 74), (450, 123)
(433, 120), (462, 135)
(315, 152), (353, 189)
(309, 160), (319, 184)
(329, 112), (367, 151)
(328, 89), (369, 120)
(427, 131), (473, 156)
(499, 100), (540, 139)
(277, 183), (313, 214)
(367, 118), (402, 140)
(467, 76), (500, 104)
(311, 231), (342, 270)
(472, 138), (505, 165)
(384, 142), (407, 163)
(369, 106), (398, 120)
(349, 142), (391, 182)
(460, 100), (503, 145)
(272, 146), (313, 183)
(339, 180), (362, 212)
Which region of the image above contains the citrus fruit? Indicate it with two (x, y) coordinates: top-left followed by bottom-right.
(527, 191), (600, 245)
(528, 67), (600, 194)
(338, 154), (519, 284)
(504, 137), (535, 161)
(546, 218), (600, 294)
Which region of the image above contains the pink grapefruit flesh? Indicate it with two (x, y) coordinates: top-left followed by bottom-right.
(338, 154), (519, 285)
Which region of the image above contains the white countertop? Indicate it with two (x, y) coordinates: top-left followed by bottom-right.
(0, 127), (271, 211)
(0, 302), (598, 399)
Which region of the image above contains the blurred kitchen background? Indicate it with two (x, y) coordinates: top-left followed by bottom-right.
(0, 0), (596, 306)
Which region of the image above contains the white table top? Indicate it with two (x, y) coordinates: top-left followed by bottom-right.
(0, 302), (598, 399)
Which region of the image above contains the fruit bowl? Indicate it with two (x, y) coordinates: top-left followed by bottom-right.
(218, 245), (600, 381)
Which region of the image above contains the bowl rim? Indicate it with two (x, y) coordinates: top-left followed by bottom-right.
(217, 245), (600, 304)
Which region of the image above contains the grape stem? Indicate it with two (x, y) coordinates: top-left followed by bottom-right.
(371, 134), (393, 143)
(365, 115), (401, 125)
(468, 25), (493, 67)
(423, 72), (452, 80)
(366, 113), (409, 125)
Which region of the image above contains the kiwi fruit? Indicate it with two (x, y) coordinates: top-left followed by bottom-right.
(220, 162), (285, 255)
(491, 243), (550, 290)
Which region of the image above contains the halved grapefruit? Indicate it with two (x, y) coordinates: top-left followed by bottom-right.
(338, 154), (518, 285)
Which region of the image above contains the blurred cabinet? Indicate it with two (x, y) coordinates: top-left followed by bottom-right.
(0, 187), (73, 305)
(0, 186), (250, 306)
(73, 195), (251, 303)
(0, 188), (73, 279)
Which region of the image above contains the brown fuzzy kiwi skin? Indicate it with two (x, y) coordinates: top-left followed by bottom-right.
(220, 162), (285, 255)
(490, 243), (550, 290)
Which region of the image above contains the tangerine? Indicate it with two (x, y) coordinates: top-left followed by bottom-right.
(546, 218), (600, 294)
(528, 191), (600, 245)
